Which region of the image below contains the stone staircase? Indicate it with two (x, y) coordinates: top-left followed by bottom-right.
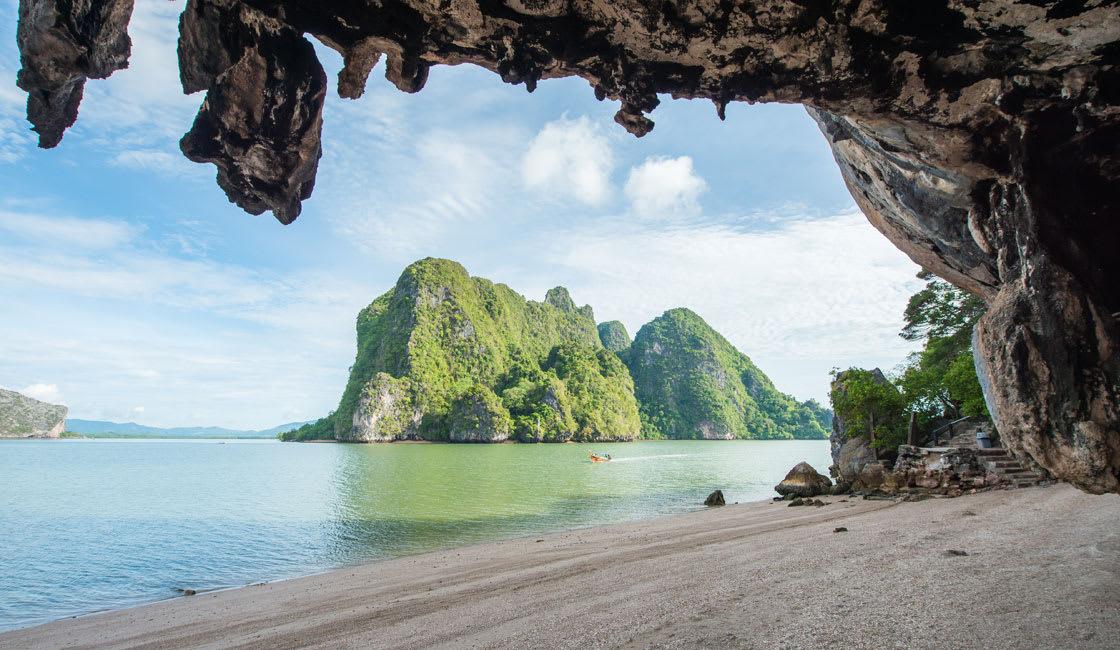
(940, 428), (982, 448)
(975, 448), (1043, 488)
(934, 429), (1043, 488)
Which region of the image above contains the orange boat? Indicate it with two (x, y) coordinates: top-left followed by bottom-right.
(589, 451), (611, 462)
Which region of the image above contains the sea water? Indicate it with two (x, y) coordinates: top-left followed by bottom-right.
(0, 438), (830, 631)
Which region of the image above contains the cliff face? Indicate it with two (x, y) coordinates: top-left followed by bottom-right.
(16, 1), (1119, 491)
(0, 388), (67, 438)
(623, 308), (829, 440)
(332, 258), (639, 442)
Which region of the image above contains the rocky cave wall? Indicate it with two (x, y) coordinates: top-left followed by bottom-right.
(16, 0), (1119, 492)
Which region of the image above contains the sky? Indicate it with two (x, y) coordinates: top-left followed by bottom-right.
(0, 2), (923, 429)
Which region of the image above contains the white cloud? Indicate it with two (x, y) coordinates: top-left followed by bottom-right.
(0, 244), (366, 337)
(0, 210), (140, 248)
(0, 115), (34, 163)
(624, 155), (707, 217)
(534, 208), (924, 402)
(522, 116), (614, 205)
(111, 149), (198, 176)
(325, 123), (522, 260)
(0, 324), (351, 429)
(18, 383), (64, 404)
(0, 19), (34, 163)
(77, 2), (198, 142)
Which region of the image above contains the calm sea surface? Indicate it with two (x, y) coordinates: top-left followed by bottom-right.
(0, 438), (830, 631)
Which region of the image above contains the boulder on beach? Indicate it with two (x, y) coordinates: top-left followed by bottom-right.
(704, 490), (725, 506)
(775, 462), (832, 498)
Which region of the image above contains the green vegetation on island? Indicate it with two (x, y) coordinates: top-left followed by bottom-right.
(830, 270), (990, 451)
(283, 258), (829, 443)
(621, 308), (831, 440)
(597, 320), (631, 353)
(287, 258), (637, 442)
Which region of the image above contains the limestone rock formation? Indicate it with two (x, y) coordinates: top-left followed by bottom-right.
(177, 0), (326, 223)
(775, 462), (832, 498)
(16, 0), (133, 148)
(623, 308), (831, 440)
(14, 1), (1119, 491)
(832, 436), (876, 489)
(328, 258), (640, 443)
(0, 388), (67, 438)
(348, 373), (421, 442)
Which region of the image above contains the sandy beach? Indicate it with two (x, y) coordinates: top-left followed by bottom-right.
(3, 483), (1117, 649)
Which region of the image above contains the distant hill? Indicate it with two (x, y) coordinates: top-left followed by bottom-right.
(620, 308), (833, 440)
(66, 419), (313, 438)
(0, 388), (68, 438)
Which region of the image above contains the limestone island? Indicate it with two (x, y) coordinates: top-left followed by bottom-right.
(282, 258), (830, 443)
(0, 388), (68, 439)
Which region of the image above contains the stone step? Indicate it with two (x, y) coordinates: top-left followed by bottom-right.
(986, 460), (1020, 469)
(977, 448), (1012, 455)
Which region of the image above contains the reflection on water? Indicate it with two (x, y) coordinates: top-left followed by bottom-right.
(0, 439), (829, 631)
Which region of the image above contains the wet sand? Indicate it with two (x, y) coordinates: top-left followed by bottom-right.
(3, 483), (1117, 649)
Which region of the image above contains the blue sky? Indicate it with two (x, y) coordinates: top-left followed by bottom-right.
(0, 2), (922, 429)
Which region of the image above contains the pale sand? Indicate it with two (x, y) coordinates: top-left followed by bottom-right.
(3, 484), (1118, 650)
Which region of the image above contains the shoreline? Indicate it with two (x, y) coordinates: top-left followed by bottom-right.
(3, 483), (1117, 649)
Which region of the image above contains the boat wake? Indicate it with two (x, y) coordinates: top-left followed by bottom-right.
(606, 454), (690, 463)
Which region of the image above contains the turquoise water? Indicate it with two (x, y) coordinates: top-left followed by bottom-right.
(0, 438), (830, 631)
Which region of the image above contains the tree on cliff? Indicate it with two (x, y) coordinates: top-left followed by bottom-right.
(829, 271), (990, 452)
(897, 270), (988, 421)
(829, 368), (907, 451)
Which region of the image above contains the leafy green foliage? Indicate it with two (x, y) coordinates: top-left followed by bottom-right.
(830, 368), (907, 449)
(943, 355), (988, 417)
(897, 270), (989, 420)
(901, 270), (986, 342)
(624, 308), (830, 440)
(448, 384), (512, 440)
(279, 416), (334, 441)
(597, 321), (631, 353)
(829, 270), (991, 455)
